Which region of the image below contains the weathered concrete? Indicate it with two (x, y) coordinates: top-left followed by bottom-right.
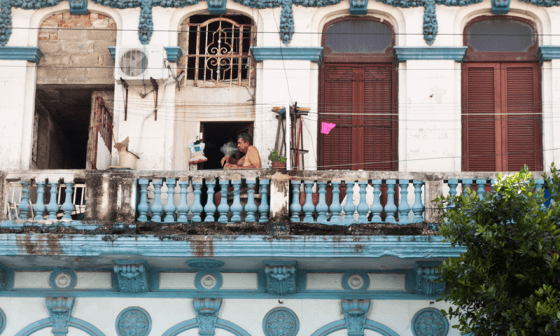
(0, 172), (6, 221)
(83, 171), (136, 223)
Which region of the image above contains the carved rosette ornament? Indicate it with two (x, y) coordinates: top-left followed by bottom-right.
(411, 308), (449, 336)
(46, 296), (75, 336)
(264, 261), (297, 295)
(416, 266), (446, 296)
(341, 299), (371, 336)
(114, 260), (150, 293)
(262, 308), (299, 336)
(193, 298), (222, 336)
(0, 308), (5, 334)
(116, 307), (152, 336)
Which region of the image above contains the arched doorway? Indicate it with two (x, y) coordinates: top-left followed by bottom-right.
(319, 17), (397, 171)
(462, 16), (542, 171)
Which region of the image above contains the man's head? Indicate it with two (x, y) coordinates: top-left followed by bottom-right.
(237, 133), (252, 153)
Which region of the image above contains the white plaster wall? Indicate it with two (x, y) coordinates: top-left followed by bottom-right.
(0, 298), (463, 336)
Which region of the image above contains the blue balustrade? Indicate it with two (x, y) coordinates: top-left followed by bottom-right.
(61, 181), (75, 221)
(204, 179), (217, 222)
(245, 180), (257, 222)
(343, 181), (355, 225)
(370, 180), (383, 223)
(384, 180), (397, 223)
(290, 180), (302, 223)
(217, 179), (230, 223)
(412, 180), (424, 223)
(462, 178), (473, 195)
(137, 179), (150, 222)
(476, 179), (486, 200)
(329, 182), (342, 224)
(398, 180), (410, 225)
(191, 179), (203, 222)
(18, 180), (30, 220)
(302, 180), (315, 223)
(34, 180), (46, 220)
(151, 180), (164, 222)
(316, 182), (328, 223)
(230, 180), (242, 222)
(46, 180), (59, 220)
(177, 180), (190, 223)
(164, 178), (177, 223)
(357, 181), (369, 224)
(259, 179), (270, 223)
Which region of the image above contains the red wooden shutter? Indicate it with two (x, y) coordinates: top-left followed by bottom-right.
(463, 63), (500, 171)
(502, 63), (542, 171)
(321, 65), (355, 170)
(363, 66), (394, 171)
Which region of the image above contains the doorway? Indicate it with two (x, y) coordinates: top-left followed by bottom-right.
(199, 121), (254, 170)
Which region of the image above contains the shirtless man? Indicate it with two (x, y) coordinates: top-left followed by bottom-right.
(221, 133), (262, 169)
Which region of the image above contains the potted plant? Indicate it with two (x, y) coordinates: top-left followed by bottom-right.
(268, 150), (287, 169)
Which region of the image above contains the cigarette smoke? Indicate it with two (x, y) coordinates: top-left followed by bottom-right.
(220, 141), (237, 157)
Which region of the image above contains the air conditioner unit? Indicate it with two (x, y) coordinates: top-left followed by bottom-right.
(115, 45), (168, 84)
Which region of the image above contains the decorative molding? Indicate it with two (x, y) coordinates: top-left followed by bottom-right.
(394, 47), (467, 63)
(49, 268), (77, 290)
(0, 308), (6, 334)
(187, 259), (225, 269)
(538, 46), (560, 64)
(491, 0), (510, 14)
(262, 307), (299, 336)
(341, 299), (371, 336)
(342, 271), (370, 291)
(310, 319), (399, 336)
(15, 317), (106, 336)
(264, 261), (297, 295)
(207, 0), (226, 14)
(415, 262), (445, 296)
(193, 298), (222, 336)
(46, 296), (75, 336)
(69, 0), (88, 15)
(115, 307), (151, 336)
(108, 46), (116, 61)
(162, 318), (251, 336)
(411, 308), (449, 336)
(0, 47), (43, 63)
(165, 46), (183, 63)
(251, 47), (323, 64)
(349, 0), (368, 15)
(195, 271), (223, 290)
(114, 260), (150, 293)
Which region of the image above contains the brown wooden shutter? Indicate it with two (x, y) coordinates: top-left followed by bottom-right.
(320, 64), (396, 170)
(463, 63), (500, 171)
(502, 63), (542, 171)
(321, 65), (354, 169)
(363, 66), (394, 171)
(463, 62), (542, 171)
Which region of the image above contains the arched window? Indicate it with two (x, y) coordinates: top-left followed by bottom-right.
(319, 17), (397, 171)
(462, 16), (542, 171)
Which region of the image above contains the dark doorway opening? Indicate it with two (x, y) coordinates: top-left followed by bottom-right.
(33, 85), (114, 169)
(200, 121), (253, 170)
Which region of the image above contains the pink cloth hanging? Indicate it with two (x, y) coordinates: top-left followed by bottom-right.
(321, 122), (336, 134)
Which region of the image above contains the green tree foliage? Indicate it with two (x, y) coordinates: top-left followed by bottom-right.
(435, 167), (560, 335)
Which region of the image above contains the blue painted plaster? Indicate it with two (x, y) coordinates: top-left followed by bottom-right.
(251, 47), (323, 64)
(115, 307), (151, 336)
(187, 259), (224, 269)
(195, 270), (223, 290)
(0, 46), (43, 63)
(108, 46), (116, 61)
(394, 47), (467, 62)
(49, 268), (77, 290)
(341, 271), (370, 291)
(263, 307), (299, 336)
(15, 317), (106, 336)
(69, 0), (89, 15)
(0, 308), (5, 334)
(349, 0), (368, 15)
(538, 46), (560, 64)
(310, 319), (399, 336)
(162, 318), (251, 336)
(208, 0), (226, 14)
(411, 307), (449, 336)
(0, 233), (466, 258)
(164, 46), (183, 63)
(491, 0), (510, 14)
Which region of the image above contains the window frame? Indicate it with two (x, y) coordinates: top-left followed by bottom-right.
(463, 16), (539, 62)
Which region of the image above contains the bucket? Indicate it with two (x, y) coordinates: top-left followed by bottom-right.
(119, 151), (139, 169)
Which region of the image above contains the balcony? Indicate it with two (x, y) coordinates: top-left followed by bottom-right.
(1, 169), (534, 235)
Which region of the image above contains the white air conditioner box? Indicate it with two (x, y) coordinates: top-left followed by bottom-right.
(115, 45), (168, 84)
